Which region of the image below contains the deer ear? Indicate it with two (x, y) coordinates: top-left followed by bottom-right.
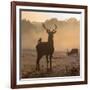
(46, 29), (50, 33)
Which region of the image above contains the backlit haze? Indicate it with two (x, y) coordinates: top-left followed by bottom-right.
(21, 11), (80, 51)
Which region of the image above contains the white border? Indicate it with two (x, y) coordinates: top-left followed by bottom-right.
(16, 5), (85, 85)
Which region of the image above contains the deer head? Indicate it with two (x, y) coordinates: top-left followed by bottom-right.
(42, 23), (57, 39)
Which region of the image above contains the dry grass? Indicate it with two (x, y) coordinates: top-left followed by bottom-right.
(20, 49), (80, 78)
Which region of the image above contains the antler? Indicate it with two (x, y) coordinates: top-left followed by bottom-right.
(42, 23), (50, 33)
(52, 24), (57, 33)
(42, 23), (57, 33)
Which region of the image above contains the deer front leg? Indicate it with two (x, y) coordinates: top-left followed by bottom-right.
(46, 55), (49, 71)
(49, 55), (52, 71)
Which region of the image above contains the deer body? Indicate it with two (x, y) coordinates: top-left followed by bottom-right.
(36, 24), (57, 71)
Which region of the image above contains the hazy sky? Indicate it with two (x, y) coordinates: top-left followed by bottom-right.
(21, 11), (80, 22)
(21, 11), (80, 51)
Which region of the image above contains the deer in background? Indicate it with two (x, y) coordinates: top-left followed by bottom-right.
(36, 24), (57, 71)
(67, 48), (79, 56)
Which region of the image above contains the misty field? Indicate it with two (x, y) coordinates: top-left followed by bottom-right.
(20, 49), (80, 79)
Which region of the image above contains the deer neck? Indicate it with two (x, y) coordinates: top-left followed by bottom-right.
(48, 38), (54, 47)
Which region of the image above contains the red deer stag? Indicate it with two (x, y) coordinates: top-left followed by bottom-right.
(36, 24), (57, 71)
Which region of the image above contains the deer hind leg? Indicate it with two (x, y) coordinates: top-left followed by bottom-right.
(36, 55), (42, 71)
